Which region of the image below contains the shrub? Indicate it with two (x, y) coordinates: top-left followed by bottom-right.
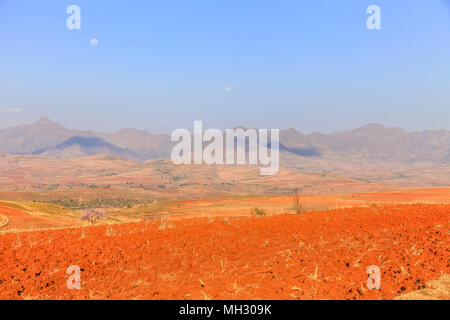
(251, 207), (266, 216)
(293, 188), (304, 214)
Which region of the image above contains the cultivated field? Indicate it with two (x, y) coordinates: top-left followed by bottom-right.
(0, 190), (448, 299)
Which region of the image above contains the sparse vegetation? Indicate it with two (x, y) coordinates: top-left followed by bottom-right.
(251, 207), (266, 216)
(293, 188), (304, 214)
(51, 198), (139, 210)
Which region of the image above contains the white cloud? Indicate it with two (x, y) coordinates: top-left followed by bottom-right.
(90, 38), (98, 47)
(210, 85), (238, 93)
(0, 107), (21, 113)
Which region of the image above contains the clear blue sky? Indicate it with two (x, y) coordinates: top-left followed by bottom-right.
(1, 0), (449, 133)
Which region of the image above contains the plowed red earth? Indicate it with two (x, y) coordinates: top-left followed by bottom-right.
(0, 204), (448, 300)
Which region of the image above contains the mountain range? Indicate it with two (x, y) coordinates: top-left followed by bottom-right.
(0, 118), (171, 161)
(0, 118), (449, 165)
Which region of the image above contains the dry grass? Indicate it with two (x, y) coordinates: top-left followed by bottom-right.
(250, 207), (266, 216)
(292, 188), (304, 214)
(395, 274), (450, 300)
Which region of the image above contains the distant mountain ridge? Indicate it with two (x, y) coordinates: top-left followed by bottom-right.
(0, 118), (449, 164)
(36, 136), (139, 160)
(0, 117), (76, 154)
(280, 123), (450, 164)
(0, 118), (171, 161)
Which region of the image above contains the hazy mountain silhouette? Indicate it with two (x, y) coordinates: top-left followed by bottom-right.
(281, 124), (450, 163)
(0, 118), (449, 164)
(0, 117), (75, 154)
(97, 128), (172, 160)
(36, 136), (139, 160)
(0, 118), (170, 160)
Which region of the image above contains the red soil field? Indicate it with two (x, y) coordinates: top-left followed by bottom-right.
(163, 187), (450, 220)
(0, 203), (448, 300)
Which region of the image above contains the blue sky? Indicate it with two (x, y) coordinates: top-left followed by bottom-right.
(0, 0), (449, 133)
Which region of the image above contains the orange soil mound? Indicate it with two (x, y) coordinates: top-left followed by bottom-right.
(0, 206), (28, 217)
(0, 206), (78, 232)
(0, 204), (448, 300)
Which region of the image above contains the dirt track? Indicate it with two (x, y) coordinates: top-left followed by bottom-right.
(0, 214), (9, 229)
(0, 206), (28, 231)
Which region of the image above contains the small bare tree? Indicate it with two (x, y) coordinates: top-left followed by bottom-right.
(293, 188), (304, 214)
(81, 209), (106, 225)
